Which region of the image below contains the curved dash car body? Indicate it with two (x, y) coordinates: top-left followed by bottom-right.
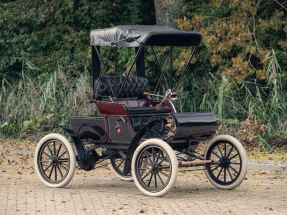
(34, 25), (247, 196)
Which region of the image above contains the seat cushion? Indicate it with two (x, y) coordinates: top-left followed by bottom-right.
(94, 76), (149, 99)
(126, 106), (171, 115)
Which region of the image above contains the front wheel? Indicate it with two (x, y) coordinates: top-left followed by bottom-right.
(204, 135), (247, 190)
(34, 133), (76, 188)
(132, 139), (178, 197)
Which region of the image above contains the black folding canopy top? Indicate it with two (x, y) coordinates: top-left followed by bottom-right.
(90, 25), (202, 47)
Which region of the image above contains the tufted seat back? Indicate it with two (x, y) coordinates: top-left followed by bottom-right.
(94, 76), (149, 99)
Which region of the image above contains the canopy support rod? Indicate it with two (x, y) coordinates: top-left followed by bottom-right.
(92, 46), (100, 96)
(92, 47), (112, 100)
(151, 46), (169, 94)
(173, 46), (198, 91)
(117, 44), (144, 97)
(170, 46), (173, 77)
(93, 45), (116, 99)
(114, 46), (118, 96)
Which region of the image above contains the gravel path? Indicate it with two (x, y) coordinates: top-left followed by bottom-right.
(0, 160), (287, 215)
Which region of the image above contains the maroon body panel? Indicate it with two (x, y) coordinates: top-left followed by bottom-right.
(96, 102), (128, 116)
(96, 99), (174, 116)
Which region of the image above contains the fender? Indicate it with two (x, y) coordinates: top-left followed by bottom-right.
(78, 122), (106, 138)
(123, 120), (161, 175)
(56, 126), (98, 171)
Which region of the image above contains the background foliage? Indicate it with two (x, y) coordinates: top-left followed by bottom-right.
(1, 0), (287, 149)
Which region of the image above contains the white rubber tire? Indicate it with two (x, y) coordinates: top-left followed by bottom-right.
(107, 151), (147, 182)
(107, 150), (133, 182)
(204, 135), (248, 190)
(132, 139), (178, 197)
(34, 133), (76, 188)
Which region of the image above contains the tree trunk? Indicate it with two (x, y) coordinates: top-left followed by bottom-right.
(153, 0), (175, 25)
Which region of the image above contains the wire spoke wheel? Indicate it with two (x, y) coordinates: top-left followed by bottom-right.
(204, 135), (247, 190)
(109, 151), (132, 178)
(136, 146), (171, 192)
(132, 139), (178, 197)
(206, 141), (242, 185)
(108, 150), (147, 181)
(38, 140), (70, 183)
(34, 133), (76, 188)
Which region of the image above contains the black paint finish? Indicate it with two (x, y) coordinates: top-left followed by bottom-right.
(173, 113), (217, 139)
(123, 119), (161, 175)
(70, 117), (106, 141)
(57, 126), (98, 171)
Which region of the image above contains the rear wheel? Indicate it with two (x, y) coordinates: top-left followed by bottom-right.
(34, 133), (76, 188)
(204, 135), (247, 190)
(132, 139), (178, 197)
(107, 150), (147, 181)
(107, 150), (133, 181)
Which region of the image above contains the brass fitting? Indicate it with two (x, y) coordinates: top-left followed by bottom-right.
(165, 117), (177, 137)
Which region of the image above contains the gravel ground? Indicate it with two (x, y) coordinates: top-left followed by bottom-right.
(0, 156), (287, 215)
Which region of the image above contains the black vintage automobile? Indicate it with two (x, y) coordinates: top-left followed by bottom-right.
(34, 25), (247, 197)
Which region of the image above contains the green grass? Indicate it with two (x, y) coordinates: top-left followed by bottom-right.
(1, 50), (287, 152)
(0, 63), (98, 136)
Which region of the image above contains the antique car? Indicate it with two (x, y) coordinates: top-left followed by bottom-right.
(34, 25), (247, 197)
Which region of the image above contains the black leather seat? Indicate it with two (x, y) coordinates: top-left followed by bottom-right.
(94, 76), (149, 99)
(126, 106), (171, 115)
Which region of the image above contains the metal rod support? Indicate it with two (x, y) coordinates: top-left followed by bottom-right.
(170, 46), (173, 77)
(174, 46), (198, 91)
(151, 46), (170, 94)
(178, 159), (212, 168)
(117, 44), (145, 97)
(114, 46), (117, 96)
(93, 46), (116, 98)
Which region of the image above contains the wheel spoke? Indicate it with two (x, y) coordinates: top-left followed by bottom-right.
(116, 159), (124, 169)
(230, 162), (241, 165)
(53, 141), (56, 157)
(217, 145), (224, 157)
(47, 145), (54, 156)
(158, 165), (170, 169)
(227, 167), (233, 180)
(159, 169), (170, 179)
(152, 147), (155, 162)
(224, 143), (227, 157)
(57, 144), (62, 157)
(210, 165), (219, 172)
(58, 150), (68, 159)
(212, 151), (221, 159)
(43, 163), (52, 172)
(229, 153), (239, 160)
(154, 173), (157, 188)
(157, 172), (165, 186)
(142, 158), (150, 166)
(141, 171), (151, 180)
(158, 154), (168, 166)
(40, 160), (50, 163)
(59, 163), (68, 171)
(57, 165), (63, 177)
(43, 151), (51, 158)
(216, 167), (223, 179)
(209, 162), (219, 165)
(59, 158), (69, 162)
(155, 151), (160, 164)
(224, 168), (226, 182)
(48, 166), (54, 179)
(147, 173), (153, 187)
(145, 151), (153, 164)
(227, 146), (234, 159)
(229, 165), (239, 174)
(55, 165), (57, 181)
